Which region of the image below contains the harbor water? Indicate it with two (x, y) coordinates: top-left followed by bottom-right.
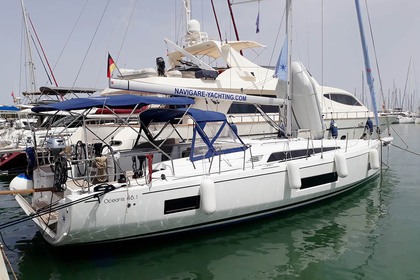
(0, 124), (419, 280)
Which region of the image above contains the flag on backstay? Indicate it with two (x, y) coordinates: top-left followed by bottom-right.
(107, 53), (117, 78)
(255, 10), (260, 33)
(274, 35), (288, 81)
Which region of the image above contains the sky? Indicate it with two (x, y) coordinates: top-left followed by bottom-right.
(0, 0), (419, 111)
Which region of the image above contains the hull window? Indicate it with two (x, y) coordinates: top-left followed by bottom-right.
(323, 93), (363, 106)
(164, 195), (200, 214)
(301, 172), (338, 189)
(268, 147), (338, 162)
(228, 103), (279, 114)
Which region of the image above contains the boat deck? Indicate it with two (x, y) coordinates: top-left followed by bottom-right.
(33, 197), (59, 226)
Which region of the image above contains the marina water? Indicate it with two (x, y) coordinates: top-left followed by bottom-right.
(1, 124), (419, 280)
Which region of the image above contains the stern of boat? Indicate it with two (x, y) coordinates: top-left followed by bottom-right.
(8, 163), (72, 245)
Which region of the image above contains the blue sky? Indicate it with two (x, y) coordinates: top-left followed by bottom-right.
(1, 0), (418, 111)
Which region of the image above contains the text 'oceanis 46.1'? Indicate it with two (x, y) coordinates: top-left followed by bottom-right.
(4, 0), (392, 246)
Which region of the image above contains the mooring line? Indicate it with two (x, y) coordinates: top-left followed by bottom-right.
(389, 143), (420, 157)
(389, 125), (409, 149)
(386, 125), (420, 157)
(1, 242), (17, 279)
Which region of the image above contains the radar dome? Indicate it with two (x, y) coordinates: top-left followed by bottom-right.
(188, 19), (201, 33)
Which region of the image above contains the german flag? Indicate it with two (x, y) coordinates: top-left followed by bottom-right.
(107, 53), (116, 78)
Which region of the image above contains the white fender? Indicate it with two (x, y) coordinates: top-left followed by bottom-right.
(334, 153), (348, 178)
(9, 173), (33, 191)
(200, 179), (216, 214)
(287, 161), (301, 189)
(369, 149), (380, 170)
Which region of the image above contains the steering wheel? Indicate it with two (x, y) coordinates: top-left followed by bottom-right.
(74, 140), (87, 176)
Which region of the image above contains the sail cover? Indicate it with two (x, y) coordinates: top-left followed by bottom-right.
(31, 94), (194, 113)
(139, 108), (226, 127)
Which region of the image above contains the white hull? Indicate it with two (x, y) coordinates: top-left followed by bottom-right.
(396, 116), (415, 124)
(14, 137), (385, 246)
(380, 109), (415, 124)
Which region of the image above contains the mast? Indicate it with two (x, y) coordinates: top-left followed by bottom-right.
(402, 57), (412, 110)
(285, 0), (292, 135)
(184, 0), (191, 31)
(182, 0), (208, 47)
(361, 71), (365, 105)
(20, 0), (36, 93)
(354, 0), (380, 135)
(210, 0), (222, 42)
(227, 0), (243, 55)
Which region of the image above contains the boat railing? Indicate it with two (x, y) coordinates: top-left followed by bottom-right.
(208, 142), (253, 174)
(229, 113), (280, 124)
(324, 111), (371, 120)
(62, 138), (189, 188)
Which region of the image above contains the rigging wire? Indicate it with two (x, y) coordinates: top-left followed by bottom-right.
(28, 15), (58, 87)
(0, 190), (111, 231)
(364, 0), (386, 111)
(19, 18), (24, 99)
(321, 0), (333, 119)
(0, 242), (17, 280)
(116, 0), (139, 61)
(96, 0), (138, 91)
(72, 0), (111, 88)
(227, 0), (243, 55)
(410, 60), (418, 110)
(263, 6), (286, 89)
(20, 0), (36, 93)
(226, 1), (286, 133)
(365, 0), (398, 136)
(210, 0), (222, 42)
(28, 31), (53, 87)
(53, 0), (89, 79)
(175, 0), (181, 46)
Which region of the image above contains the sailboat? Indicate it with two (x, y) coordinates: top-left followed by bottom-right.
(5, 0), (391, 247)
(379, 59), (416, 124)
(0, 0), (100, 175)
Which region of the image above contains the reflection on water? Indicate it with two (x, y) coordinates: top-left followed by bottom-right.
(1, 168), (399, 280)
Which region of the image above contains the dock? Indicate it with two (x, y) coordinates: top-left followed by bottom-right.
(0, 243), (11, 280)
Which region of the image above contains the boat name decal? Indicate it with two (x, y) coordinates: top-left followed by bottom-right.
(103, 195), (138, 204)
(174, 88), (247, 102)
(103, 197), (125, 204)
